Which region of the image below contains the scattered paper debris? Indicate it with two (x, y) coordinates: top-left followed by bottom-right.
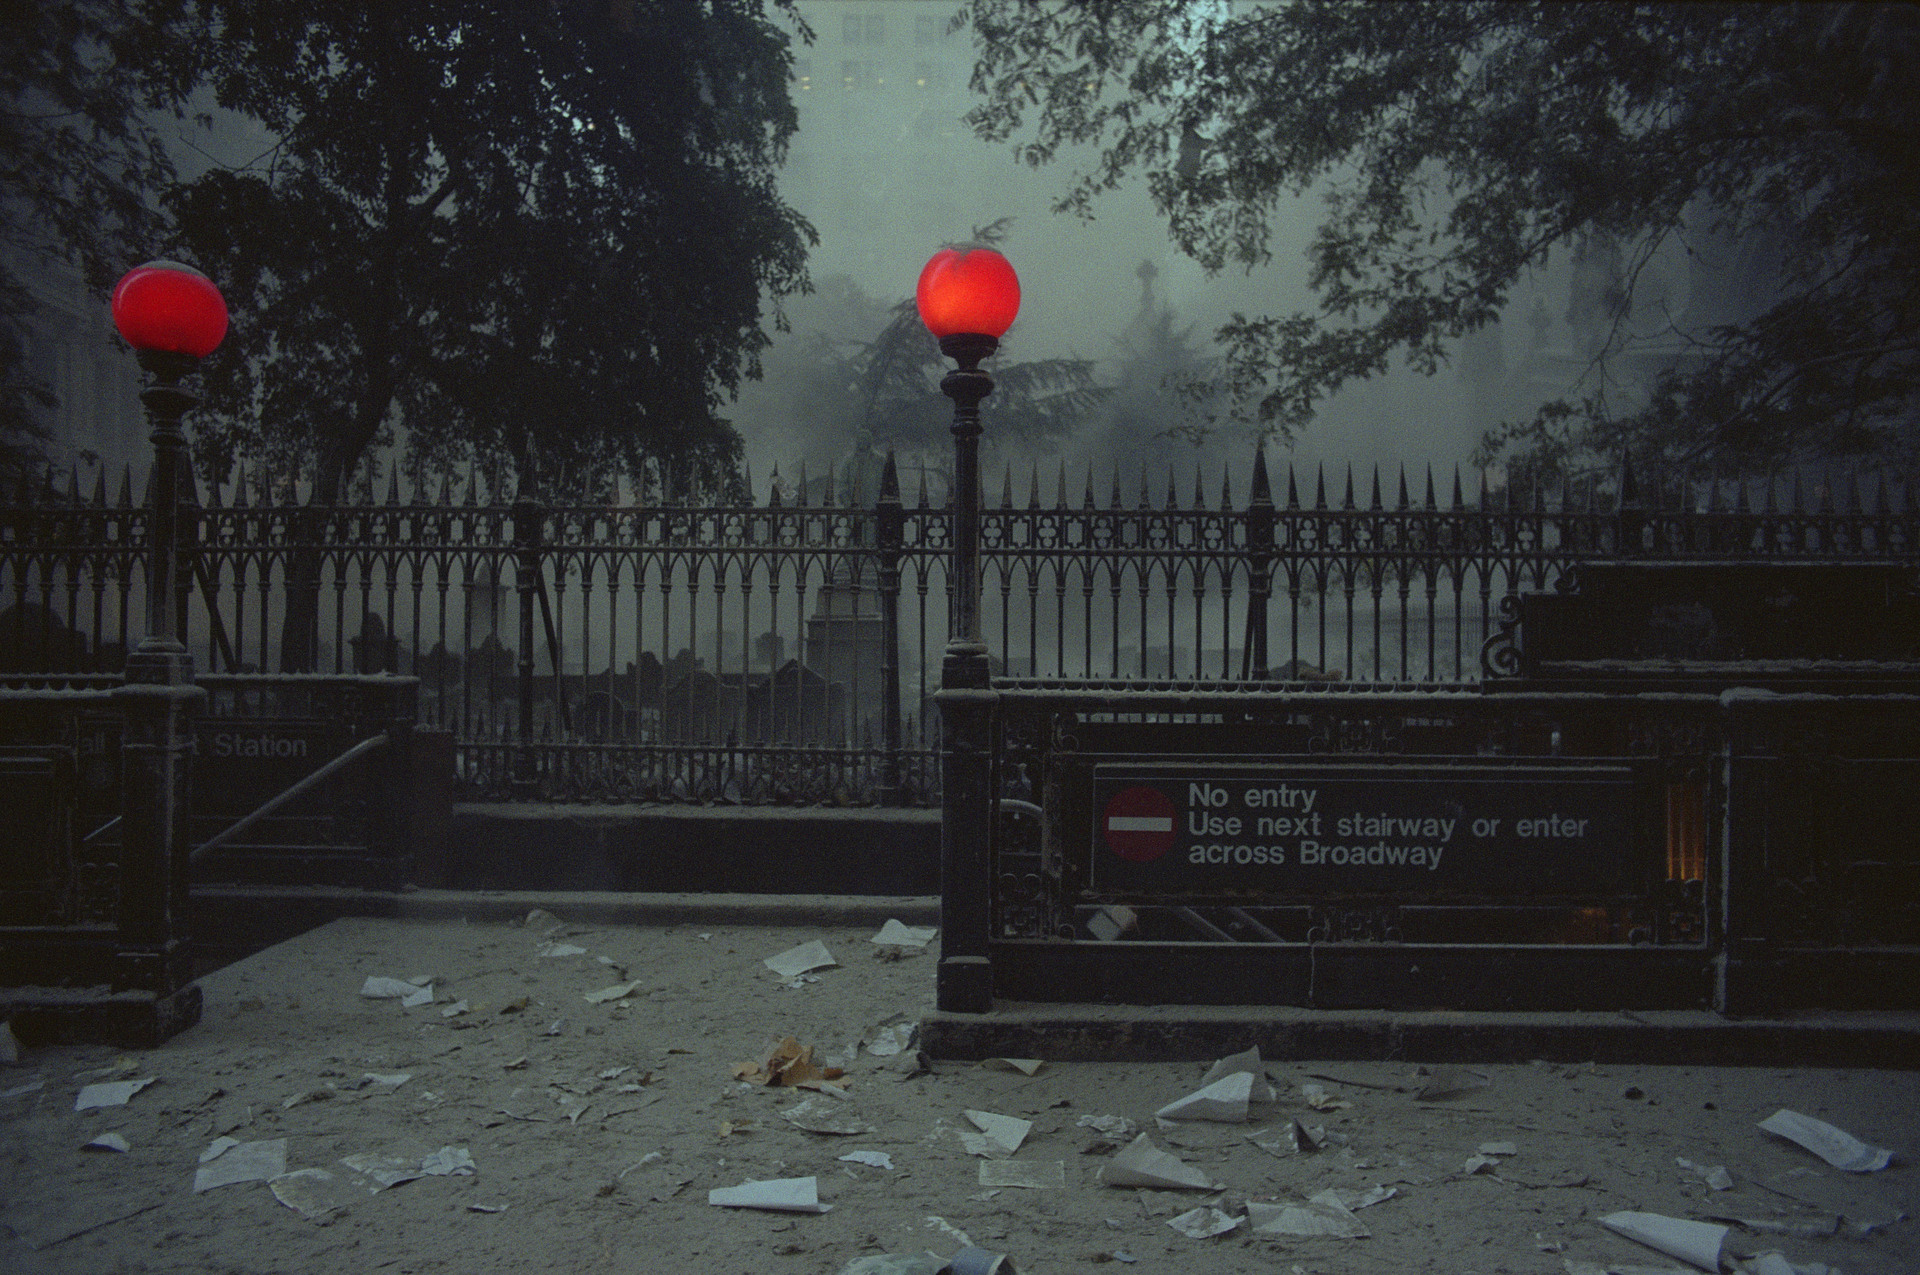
(441, 1000), (469, 1018)
(361, 1072), (411, 1090)
(1200, 1046), (1270, 1090)
(979, 1159), (1065, 1189)
(539, 943), (588, 958)
(359, 976), (433, 1007)
(74, 1077), (156, 1110)
(838, 1150), (894, 1170)
(85, 1132), (131, 1152)
(1479, 1140), (1519, 1156)
(733, 1037), (842, 1088)
(420, 1146), (476, 1176)
(199, 1136), (239, 1163)
(836, 1254), (946, 1275)
(583, 980), (643, 1005)
(1757, 1108), (1893, 1172)
(270, 1168), (348, 1221)
(764, 940), (837, 979)
(1157, 1072), (1255, 1123)
(1098, 1133), (1220, 1190)
(1250, 1118), (1340, 1156)
(871, 919), (937, 947)
(1248, 1191), (1370, 1239)
(340, 1152), (425, 1189)
(1077, 1114), (1137, 1141)
(1168, 1206), (1242, 1238)
(468, 1203), (508, 1214)
(782, 1096), (873, 1136)
(1415, 1066), (1491, 1101)
(867, 1022), (916, 1058)
(194, 1138), (288, 1192)
(1676, 1157), (1733, 1190)
(1599, 1210), (1727, 1272)
(0, 1077), (46, 1101)
(708, 1176), (832, 1213)
(979, 1057), (1044, 1076)
(1329, 1184), (1397, 1210)
(961, 1110), (1032, 1158)
(1300, 1082), (1352, 1111)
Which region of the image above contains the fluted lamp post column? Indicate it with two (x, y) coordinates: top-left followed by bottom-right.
(108, 260), (226, 1015)
(916, 245), (1019, 1013)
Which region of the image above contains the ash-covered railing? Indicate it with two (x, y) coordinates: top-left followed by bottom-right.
(2, 450), (1916, 804)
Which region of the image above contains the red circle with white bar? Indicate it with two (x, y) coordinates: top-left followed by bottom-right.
(1103, 785), (1177, 862)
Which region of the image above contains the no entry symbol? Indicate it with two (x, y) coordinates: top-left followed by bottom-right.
(1103, 785), (1176, 862)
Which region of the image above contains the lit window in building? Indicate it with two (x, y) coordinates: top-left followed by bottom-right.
(792, 57), (811, 92)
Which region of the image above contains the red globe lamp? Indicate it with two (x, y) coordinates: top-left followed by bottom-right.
(111, 260), (228, 360)
(915, 246), (1020, 344)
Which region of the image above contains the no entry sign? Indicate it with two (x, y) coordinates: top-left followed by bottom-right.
(1102, 785), (1176, 862)
(1090, 763), (1638, 896)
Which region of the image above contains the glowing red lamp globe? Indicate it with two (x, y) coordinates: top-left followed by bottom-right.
(916, 247), (1020, 341)
(111, 260), (228, 359)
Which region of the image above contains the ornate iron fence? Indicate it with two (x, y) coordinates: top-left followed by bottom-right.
(2, 450), (1914, 804)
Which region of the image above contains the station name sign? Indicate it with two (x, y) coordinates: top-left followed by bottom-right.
(1091, 763), (1636, 896)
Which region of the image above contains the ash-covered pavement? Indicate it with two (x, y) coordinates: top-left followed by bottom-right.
(3, 901), (1915, 1275)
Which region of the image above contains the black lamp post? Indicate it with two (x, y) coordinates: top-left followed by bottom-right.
(108, 260), (226, 1004)
(916, 245), (1020, 1013)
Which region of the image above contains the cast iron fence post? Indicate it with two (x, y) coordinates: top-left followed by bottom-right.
(511, 483), (543, 799)
(1617, 454), (1645, 557)
(1245, 445), (1275, 681)
(876, 451), (905, 806)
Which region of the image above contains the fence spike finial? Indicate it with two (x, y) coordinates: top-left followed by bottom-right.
(1617, 453), (1640, 512)
(1140, 465), (1152, 510)
(1343, 463), (1356, 510)
(880, 450), (900, 504)
(1165, 464), (1178, 510)
(1109, 465), (1121, 510)
(1369, 464), (1382, 511)
(1395, 464), (1408, 511)
(92, 462), (108, 507)
(1425, 463), (1437, 510)
(1220, 462), (1233, 511)
(462, 467), (479, 506)
(385, 464), (400, 506)
(1450, 465), (1463, 510)
(1027, 462), (1041, 510)
(66, 464), (82, 505)
(767, 462), (783, 507)
(1479, 468), (1491, 512)
(916, 464), (930, 509)
(1285, 460), (1299, 509)
(1248, 443), (1273, 509)
(1313, 463), (1326, 511)
(1084, 464), (1096, 509)
(1000, 462), (1014, 510)
(1056, 459), (1067, 509)
(796, 460), (809, 507)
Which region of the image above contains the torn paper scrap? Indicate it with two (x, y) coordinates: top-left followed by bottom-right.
(782, 1096), (873, 1136)
(764, 940), (837, 979)
(420, 1146), (476, 1176)
(961, 1110), (1032, 1158)
(1416, 1066), (1491, 1100)
(199, 1136), (239, 1163)
(838, 1150), (894, 1170)
(359, 976), (434, 1006)
(1248, 1191), (1370, 1239)
(340, 1152), (426, 1190)
(1077, 1114), (1137, 1141)
(270, 1169), (349, 1221)
(1327, 1185), (1397, 1210)
(708, 1176), (833, 1213)
(583, 980), (643, 1005)
(74, 1077), (156, 1110)
(1200, 1046), (1268, 1089)
(871, 919), (937, 947)
(979, 1159), (1065, 1189)
(1168, 1206), (1242, 1239)
(979, 1057), (1044, 1076)
(1300, 1082), (1352, 1111)
(1156, 1071), (1255, 1123)
(194, 1138), (288, 1192)
(85, 1132), (131, 1152)
(1676, 1156), (1733, 1190)
(1599, 1210), (1727, 1272)
(1098, 1134), (1220, 1190)
(1757, 1109), (1893, 1172)
(538, 943), (588, 958)
(867, 1022), (916, 1058)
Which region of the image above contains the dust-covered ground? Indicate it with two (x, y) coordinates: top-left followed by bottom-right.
(2, 910), (1914, 1275)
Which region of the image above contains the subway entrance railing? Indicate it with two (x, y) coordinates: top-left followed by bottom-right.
(939, 554), (1920, 1015)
